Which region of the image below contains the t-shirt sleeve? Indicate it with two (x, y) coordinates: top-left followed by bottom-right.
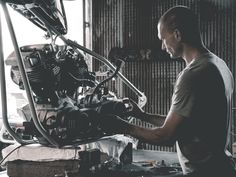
(170, 70), (195, 118)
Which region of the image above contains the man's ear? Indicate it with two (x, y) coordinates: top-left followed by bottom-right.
(174, 29), (181, 42)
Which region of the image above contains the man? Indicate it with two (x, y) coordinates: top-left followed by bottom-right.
(101, 6), (235, 177)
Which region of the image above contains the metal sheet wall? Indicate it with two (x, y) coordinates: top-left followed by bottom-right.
(92, 0), (124, 68)
(91, 0), (236, 151)
(122, 61), (185, 151)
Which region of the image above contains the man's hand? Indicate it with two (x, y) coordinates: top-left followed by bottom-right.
(125, 99), (166, 126)
(126, 99), (145, 119)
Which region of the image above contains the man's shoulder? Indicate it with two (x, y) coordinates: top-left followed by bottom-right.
(186, 53), (222, 75)
(177, 57), (219, 86)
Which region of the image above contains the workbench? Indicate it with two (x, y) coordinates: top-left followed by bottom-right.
(2, 136), (183, 177)
(5, 149), (183, 177)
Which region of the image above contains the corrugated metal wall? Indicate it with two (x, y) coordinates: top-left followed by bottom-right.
(91, 0), (236, 151)
(122, 61), (185, 151)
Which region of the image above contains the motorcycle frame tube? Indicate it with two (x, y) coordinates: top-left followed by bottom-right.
(1, 1), (59, 146)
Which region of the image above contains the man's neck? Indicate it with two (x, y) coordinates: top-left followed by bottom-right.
(182, 45), (208, 65)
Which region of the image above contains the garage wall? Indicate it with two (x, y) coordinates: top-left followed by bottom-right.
(91, 0), (236, 151)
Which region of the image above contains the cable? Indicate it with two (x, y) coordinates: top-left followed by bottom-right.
(68, 72), (97, 85)
(89, 59), (124, 104)
(0, 144), (24, 166)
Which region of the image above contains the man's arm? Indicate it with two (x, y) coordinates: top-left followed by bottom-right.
(102, 110), (184, 146)
(129, 111), (183, 145)
(138, 112), (166, 126)
(126, 99), (166, 126)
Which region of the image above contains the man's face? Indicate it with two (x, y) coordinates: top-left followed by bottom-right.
(157, 23), (182, 58)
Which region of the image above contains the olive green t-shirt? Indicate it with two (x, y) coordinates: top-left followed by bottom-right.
(170, 52), (234, 174)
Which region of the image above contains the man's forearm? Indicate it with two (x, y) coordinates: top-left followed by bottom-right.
(127, 124), (173, 146)
(115, 114), (174, 146)
(140, 112), (166, 126)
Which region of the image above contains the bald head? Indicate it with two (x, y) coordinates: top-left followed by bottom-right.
(158, 6), (202, 46)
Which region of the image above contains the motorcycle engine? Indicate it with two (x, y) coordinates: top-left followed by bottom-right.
(6, 44), (129, 146)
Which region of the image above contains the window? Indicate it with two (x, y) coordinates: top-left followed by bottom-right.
(0, 1), (83, 118)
